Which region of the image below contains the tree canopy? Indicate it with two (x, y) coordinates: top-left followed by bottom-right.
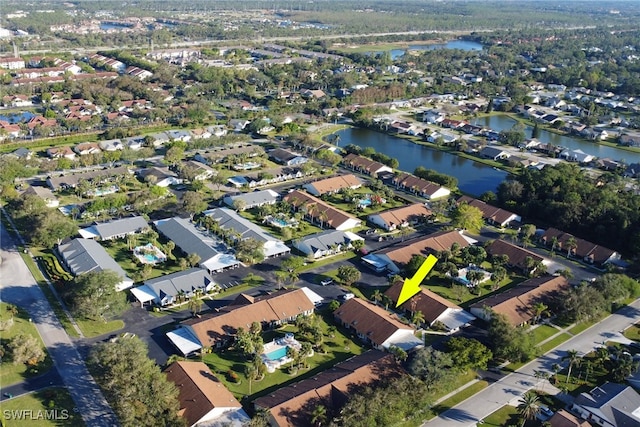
(67, 270), (128, 321)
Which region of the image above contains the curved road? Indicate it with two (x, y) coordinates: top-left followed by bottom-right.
(0, 221), (119, 427)
(426, 299), (640, 427)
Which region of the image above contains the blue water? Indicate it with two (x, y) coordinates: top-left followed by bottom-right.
(359, 199), (372, 207)
(273, 218), (288, 226)
(144, 254), (159, 262)
(265, 346), (288, 361)
(369, 40), (484, 60)
(0, 111), (36, 124)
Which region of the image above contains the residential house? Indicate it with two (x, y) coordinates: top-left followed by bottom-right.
(392, 173), (451, 200)
(126, 66), (153, 80)
(486, 239), (547, 274)
(547, 410), (592, 427)
(425, 131), (459, 145)
(570, 383), (640, 427)
(385, 282), (476, 333)
(165, 361), (249, 427)
(229, 119), (250, 132)
(300, 89), (326, 99)
(57, 238), (134, 291)
(283, 190), (362, 231)
(333, 298), (423, 351)
(137, 167), (183, 187)
(98, 139), (124, 151)
(0, 57), (26, 69)
(124, 136), (146, 150)
(540, 228), (621, 267)
(619, 133), (640, 147)
(168, 288), (316, 352)
(422, 109), (446, 124)
(375, 230), (475, 274)
(189, 127), (212, 140)
(367, 203), (432, 231)
(292, 230), (363, 259)
(268, 148), (308, 166)
(149, 132), (171, 147)
(46, 146), (76, 160)
(206, 125), (228, 138)
(479, 145), (510, 161)
(560, 149), (595, 164)
(46, 166), (131, 191)
(166, 129), (192, 142)
(154, 217), (241, 274)
(469, 276), (569, 326)
(203, 208), (290, 258)
(78, 216), (149, 241)
(624, 163), (640, 178)
(0, 121), (22, 139)
(74, 142), (102, 156)
(457, 196), (522, 228)
(2, 94), (33, 107)
(303, 174), (362, 197)
(223, 189), (279, 210)
(254, 351), (401, 427)
(131, 268), (217, 307)
(181, 160), (215, 181)
(9, 147), (32, 160)
(341, 153), (394, 178)
(22, 186), (59, 208)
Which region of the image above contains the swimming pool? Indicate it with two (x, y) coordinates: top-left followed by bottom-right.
(264, 346), (288, 361)
(358, 199), (372, 207)
(272, 218), (288, 227)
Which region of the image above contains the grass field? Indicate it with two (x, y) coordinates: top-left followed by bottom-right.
(532, 324), (559, 344)
(0, 303), (52, 388)
(202, 313), (364, 400)
(624, 323), (640, 342)
(0, 387), (85, 427)
(536, 333), (572, 354)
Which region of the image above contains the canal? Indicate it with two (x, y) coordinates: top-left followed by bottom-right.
(477, 115), (640, 164)
(333, 127), (507, 196)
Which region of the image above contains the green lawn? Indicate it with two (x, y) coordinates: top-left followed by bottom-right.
(532, 324), (559, 345)
(201, 313), (364, 400)
(0, 387), (85, 427)
(423, 273), (527, 307)
(298, 251), (357, 272)
(623, 323), (640, 342)
(239, 209), (323, 242)
(481, 405), (519, 427)
(568, 320), (596, 335)
(0, 303), (53, 388)
(431, 380), (489, 416)
(74, 319), (124, 338)
(101, 239), (184, 280)
(536, 333), (571, 354)
(18, 252), (79, 338)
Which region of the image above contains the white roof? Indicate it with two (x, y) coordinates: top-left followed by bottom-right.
(201, 253), (241, 272)
(130, 285), (157, 304)
(300, 286), (323, 305)
(167, 327), (202, 356)
(436, 309), (477, 332)
(78, 226), (100, 239)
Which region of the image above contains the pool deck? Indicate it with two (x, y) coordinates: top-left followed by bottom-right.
(260, 335), (302, 373)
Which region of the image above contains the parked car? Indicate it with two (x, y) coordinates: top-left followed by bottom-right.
(341, 293), (355, 301)
(539, 405), (554, 417)
(320, 278), (334, 286)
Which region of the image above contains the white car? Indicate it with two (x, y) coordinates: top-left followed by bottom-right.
(341, 293), (355, 301)
(320, 278), (334, 286)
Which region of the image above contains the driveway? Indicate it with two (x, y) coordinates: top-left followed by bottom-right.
(0, 221), (119, 427)
(426, 299), (640, 427)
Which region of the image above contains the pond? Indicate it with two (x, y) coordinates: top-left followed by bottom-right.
(333, 127), (507, 196)
(367, 40), (484, 60)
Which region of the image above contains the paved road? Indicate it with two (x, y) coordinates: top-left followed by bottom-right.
(426, 299), (640, 427)
(0, 221), (119, 427)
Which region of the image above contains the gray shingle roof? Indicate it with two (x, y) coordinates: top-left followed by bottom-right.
(223, 189), (279, 209)
(294, 230), (352, 254)
(144, 268), (214, 299)
(58, 238), (129, 280)
(154, 217), (221, 263)
(94, 216), (149, 240)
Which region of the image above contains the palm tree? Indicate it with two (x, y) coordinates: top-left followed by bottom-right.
(563, 349), (580, 384)
(371, 289), (382, 305)
(188, 296), (203, 316)
(551, 363), (561, 384)
(531, 302), (549, 324)
(517, 391), (540, 427)
(411, 310), (425, 328)
(565, 236), (577, 257)
(311, 405), (328, 427)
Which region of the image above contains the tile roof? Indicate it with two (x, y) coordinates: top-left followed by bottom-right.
(369, 203), (431, 229)
(377, 230), (471, 266)
(469, 275), (569, 325)
(457, 195), (519, 226)
(283, 190), (360, 230)
(253, 351), (400, 427)
(342, 153), (392, 176)
(182, 288), (314, 347)
(486, 239), (544, 270)
(392, 172), (447, 197)
(165, 361), (242, 427)
(304, 174), (362, 195)
(384, 281), (459, 324)
(541, 228), (618, 265)
(333, 298), (414, 347)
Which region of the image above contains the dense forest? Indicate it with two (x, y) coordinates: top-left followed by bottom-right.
(496, 163), (640, 256)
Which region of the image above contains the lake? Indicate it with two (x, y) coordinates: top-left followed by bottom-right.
(477, 115), (640, 164)
(333, 127), (507, 196)
(368, 40), (484, 60)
